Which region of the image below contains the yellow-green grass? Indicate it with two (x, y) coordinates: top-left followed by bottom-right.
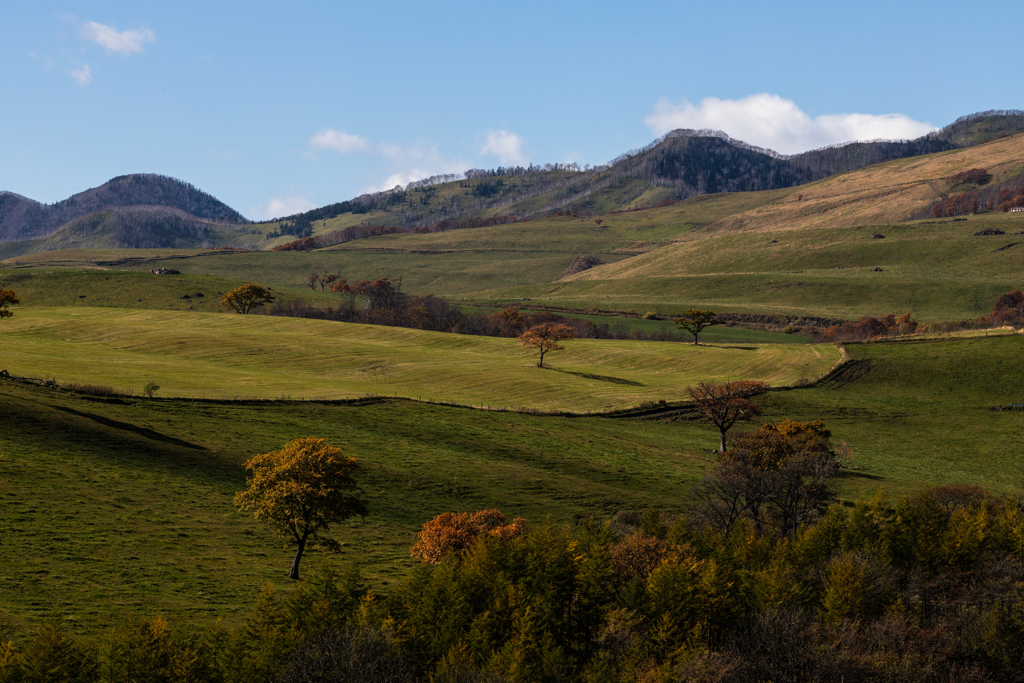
(0, 308), (840, 409)
(470, 216), (1024, 320)
(0, 379), (719, 635)
(0, 268), (323, 312)
(0, 190), (793, 300)
(457, 305), (813, 344)
(761, 334), (1024, 497)
(705, 133), (1024, 233)
(2, 333), (1023, 636)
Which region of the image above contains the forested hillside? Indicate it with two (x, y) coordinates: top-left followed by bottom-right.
(259, 111), (1024, 239)
(0, 173), (247, 242)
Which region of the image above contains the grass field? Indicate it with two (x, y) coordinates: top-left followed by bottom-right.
(2, 332), (1023, 636)
(0, 308), (838, 409)
(458, 305), (812, 344)
(0, 380), (717, 635)
(0, 268), (324, 312)
(470, 215), (1024, 320)
(761, 334), (1024, 497)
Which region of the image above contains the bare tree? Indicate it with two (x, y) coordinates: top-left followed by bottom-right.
(688, 380), (768, 452)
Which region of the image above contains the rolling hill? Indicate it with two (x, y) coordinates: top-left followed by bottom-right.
(0, 173), (248, 244)
(257, 110), (1024, 239)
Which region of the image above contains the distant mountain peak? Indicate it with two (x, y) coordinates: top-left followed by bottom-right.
(0, 174), (246, 243)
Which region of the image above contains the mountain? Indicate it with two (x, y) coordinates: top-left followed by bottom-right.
(265, 111), (1024, 237)
(0, 173), (247, 243)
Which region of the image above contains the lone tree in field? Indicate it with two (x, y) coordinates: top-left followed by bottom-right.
(519, 322), (575, 367)
(0, 288), (20, 320)
(675, 309), (723, 345)
(688, 380), (768, 452)
(220, 283), (275, 314)
(235, 437), (367, 580)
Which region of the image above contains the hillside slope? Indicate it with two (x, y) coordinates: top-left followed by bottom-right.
(569, 132), (1024, 282)
(261, 111), (1024, 238)
(0, 174), (247, 243)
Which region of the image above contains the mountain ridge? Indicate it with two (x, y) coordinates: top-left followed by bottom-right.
(0, 173), (247, 243)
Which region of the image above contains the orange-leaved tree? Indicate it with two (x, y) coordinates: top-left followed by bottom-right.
(688, 380), (769, 452)
(519, 322), (575, 367)
(220, 283), (275, 314)
(410, 509), (528, 564)
(235, 437), (367, 580)
(0, 288), (19, 320)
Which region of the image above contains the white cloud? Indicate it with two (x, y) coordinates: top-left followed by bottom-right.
(309, 128), (369, 154)
(250, 195), (317, 221)
(81, 21), (155, 54)
(362, 142), (468, 193)
(70, 64), (92, 86)
(643, 94), (937, 155)
(480, 130), (527, 165)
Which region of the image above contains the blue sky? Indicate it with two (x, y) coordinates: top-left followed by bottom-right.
(2, 0), (1021, 220)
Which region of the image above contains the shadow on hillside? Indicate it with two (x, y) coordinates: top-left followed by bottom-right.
(51, 405), (207, 450)
(837, 469), (885, 482)
(554, 369), (646, 387)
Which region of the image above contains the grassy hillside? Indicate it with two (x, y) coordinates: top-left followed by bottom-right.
(0, 190), (790, 298)
(0, 379), (715, 635)
(3, 136), (1021, 321)
(703, 133), (1024, 234)
(0, 308), (839, 409)
(1, 332), (1022, 635)
(761, 334), (1024, 495)
(0, 268), (321, 312)
(473, 214), (1024, 319)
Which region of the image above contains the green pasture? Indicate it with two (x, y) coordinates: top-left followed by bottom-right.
(0, 190), (793, 302)
(458, 305), (812, 344)
(0, 268), (322, 312)
(2, 332), (1023, 636)
(761, 334), (1024, 497)
(0, 379), (716, 635)
(0, 307), (839, 409)
(470, 217), (1024, 320)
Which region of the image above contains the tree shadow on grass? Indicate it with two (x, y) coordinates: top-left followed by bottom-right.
(51, 405), (207, 450)
(837, 469), (885, 482)
(553, 369), (646, 387)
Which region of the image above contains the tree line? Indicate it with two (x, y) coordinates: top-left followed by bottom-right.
(813, 291), (1024, 342)
(271, 215), (527, 251)
(926, 168), (1024, 218)
(258, 276), (701, 343)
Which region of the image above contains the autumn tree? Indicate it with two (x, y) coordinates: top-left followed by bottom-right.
(688, 380), (768, 452)
(0, 288), (19, 320)
(328, 278), (358, 312)
(221, 283), (275, 314)
(489, 305), (527, 336)
(519, 322), (575, 367)
(410, 509), (528, 563)
(675, 309), (723, 345)
(991, 290), (1024, 324)
(350, 277), (403, 310)
(235, 437), (368, 580)
(692, 420), (848, 536)
(306, 271), (340, 291)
